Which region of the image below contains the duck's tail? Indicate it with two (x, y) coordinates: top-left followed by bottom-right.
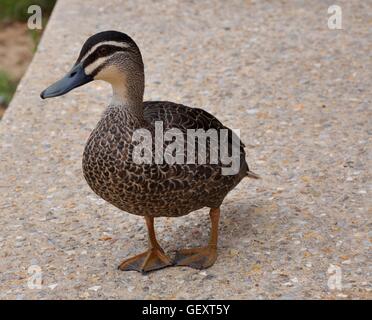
(246, 170), (261, 179)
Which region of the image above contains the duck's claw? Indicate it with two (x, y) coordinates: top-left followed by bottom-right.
(118, 247), (173, 273)
(174, 246), (217, 270)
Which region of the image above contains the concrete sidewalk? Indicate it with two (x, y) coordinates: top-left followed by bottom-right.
(0, 0), (370, 299)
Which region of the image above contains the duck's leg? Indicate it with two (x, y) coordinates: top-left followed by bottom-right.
(174, 207), (220, 269)
(118, 216), (173, 273)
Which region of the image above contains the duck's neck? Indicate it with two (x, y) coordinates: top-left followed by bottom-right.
(109, 70), (145, 120)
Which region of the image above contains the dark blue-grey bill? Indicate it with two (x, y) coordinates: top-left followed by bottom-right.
(40, 63), (93, 99)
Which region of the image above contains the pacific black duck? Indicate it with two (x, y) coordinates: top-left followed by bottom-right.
(41, 31), (259, 273)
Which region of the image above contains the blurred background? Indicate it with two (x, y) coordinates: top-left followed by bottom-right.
(0, 0), (56, 118)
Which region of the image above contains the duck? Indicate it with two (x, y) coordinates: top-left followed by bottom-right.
(41, 31), (259, 273)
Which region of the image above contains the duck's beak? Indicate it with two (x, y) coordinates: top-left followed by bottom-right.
(40, 63), (93, 99)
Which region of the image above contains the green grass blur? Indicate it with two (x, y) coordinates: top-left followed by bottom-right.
(0, 0), (56, 23)
(0, 0), (56, 114)
(0, 71), (16, 106)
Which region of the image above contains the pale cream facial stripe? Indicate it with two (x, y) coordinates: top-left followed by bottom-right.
(80, 40), (130, 64)
(84, 55), (116, 75)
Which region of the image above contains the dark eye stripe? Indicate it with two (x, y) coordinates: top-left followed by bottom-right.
(89, 62), (107, 78)
(82, 45), (128, 67)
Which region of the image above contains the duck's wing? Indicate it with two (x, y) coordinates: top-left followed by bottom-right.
(144, 100), (246, 151)
(144, 100), (252, 177)
(144, 101), (224, 130)
(141, 101), (251, 211)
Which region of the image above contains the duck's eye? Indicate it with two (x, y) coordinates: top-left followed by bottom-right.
(98, 47), (108, 55)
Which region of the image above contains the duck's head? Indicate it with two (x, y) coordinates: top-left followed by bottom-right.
(41, 31), (144, 105)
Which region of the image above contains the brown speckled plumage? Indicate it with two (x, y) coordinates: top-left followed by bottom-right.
(82, 101), (249, 217)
